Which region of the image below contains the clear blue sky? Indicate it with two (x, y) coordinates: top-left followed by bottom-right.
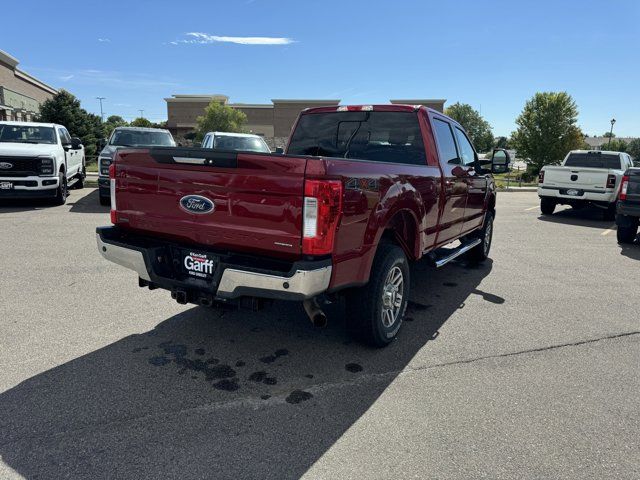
(4, 0), (639, 136)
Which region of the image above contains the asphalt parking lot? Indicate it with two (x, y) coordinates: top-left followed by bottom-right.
(0, 188), (638, 479)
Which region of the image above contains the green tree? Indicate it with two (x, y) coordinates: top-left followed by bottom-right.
(130, 117), (153, 128)
(195, 100), (247, 141)
(151, 120), (168, 129)
(626, 138), (640, 160)
(444, 102), (494, 152)
(510, 92), (584, 174)
(603, 131), (615, 138)
(605, 138), (628, 152)
(102, 115), (128, 138)
(37, 90), (103, 157)
(494, 136), (510, 149)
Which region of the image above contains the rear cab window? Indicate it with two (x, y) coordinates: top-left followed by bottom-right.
(564, 152), (622, 169)
(288, 111), (427, 165)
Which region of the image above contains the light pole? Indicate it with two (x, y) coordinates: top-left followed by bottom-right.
(138, 109), (144, 119)
(607, 118), (616, 149)
(96, 97), (106, 122)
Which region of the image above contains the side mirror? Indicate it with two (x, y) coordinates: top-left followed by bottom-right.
(275, 147), (284, 154)
(71, 137), (82, 149)
(97, 138), (107, 150)
(490, 148), (511, 174)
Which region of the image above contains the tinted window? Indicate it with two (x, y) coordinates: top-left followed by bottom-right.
(454, 127), (476, 166)
(0, 125), (56, 144)
(564, 153), (621, 169)
(288, 111), (426, 165)
(110, 130), (174, 147)
(213, 135), (270, 153)
(58, 128), (71, 144)
(432, 118), (459, 164)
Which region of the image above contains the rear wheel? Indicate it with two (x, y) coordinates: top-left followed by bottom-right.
(346, 243), (409, 347)
(99, 195), (110, 206)
(617, 222), (638, 244)
(540, 197), (556, 215)
(52, 172), (67, 206)
(467, 211), (494, 263)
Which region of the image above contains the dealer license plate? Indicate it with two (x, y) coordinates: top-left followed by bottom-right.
(182, 251), (216, 280)
(566, 189), (580, 196)
(0, 182), (13, 190)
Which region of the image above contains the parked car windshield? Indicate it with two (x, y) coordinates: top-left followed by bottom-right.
(109, 130), (174, 147)
(287, 111), (426, 165)
(213, 135), (270, 153)
(564, 152), (621, 169)
(0, 125), (56, 144)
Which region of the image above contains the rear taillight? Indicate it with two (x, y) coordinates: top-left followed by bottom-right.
(606, 174), (616, 189)
(538, 170), (545, 183)
(109, 163), (117, 224)
(619, 175), (629, 201)
(302, 179), (343, 255)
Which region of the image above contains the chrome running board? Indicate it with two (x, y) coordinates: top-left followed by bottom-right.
(434, 238), (482, 268)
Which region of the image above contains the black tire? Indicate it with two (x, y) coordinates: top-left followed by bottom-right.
(603, 204), (616, 221)
(617, 223), (638, 244)
(346, 243), (409, 347)
(52, 172), (68, 206)
(540, 197), (556, 215)
(467, 211), (494, 263)
(99, 195), (110, 206)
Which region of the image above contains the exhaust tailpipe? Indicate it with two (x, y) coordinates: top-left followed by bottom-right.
(303, 297), (328, 328)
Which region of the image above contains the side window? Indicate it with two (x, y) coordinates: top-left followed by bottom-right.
(432, 118), (459, 165)
(58, 128), (71, 145)
(454, 127), (476, 166)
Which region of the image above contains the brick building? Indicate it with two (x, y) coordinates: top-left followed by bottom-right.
(0, 49), (57, 122)
(165, 94), (445, 147)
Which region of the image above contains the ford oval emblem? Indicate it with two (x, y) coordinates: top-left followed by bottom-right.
(179, 195), (215, 214)
(0, 162), (13, 169)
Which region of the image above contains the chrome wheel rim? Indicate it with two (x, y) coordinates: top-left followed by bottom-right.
(484, 218), (493, 255)
(381, 266), (404, 328)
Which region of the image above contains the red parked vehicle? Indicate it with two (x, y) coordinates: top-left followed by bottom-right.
(97, 105), (510, 346)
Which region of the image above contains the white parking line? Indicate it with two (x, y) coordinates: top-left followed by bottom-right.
(524, 206), (538, 211)
(601, 228), (616, 236)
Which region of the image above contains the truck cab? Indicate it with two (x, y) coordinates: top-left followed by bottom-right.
(0, 121), (85, 205)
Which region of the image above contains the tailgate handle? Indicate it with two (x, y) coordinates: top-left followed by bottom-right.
(150, 147), (238, 168)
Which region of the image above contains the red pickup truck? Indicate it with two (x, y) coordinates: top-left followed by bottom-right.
(97, 105), (509, 346)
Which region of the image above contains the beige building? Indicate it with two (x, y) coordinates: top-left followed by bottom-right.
(165, 94), (445, 146)
(0, 49), (57, 122)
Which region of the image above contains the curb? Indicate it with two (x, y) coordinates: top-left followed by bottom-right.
(498, 188), (538, 193)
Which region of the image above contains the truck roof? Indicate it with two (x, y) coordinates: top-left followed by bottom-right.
(0, 121), (63, 128)
(568, 149), (625, 156)
(303, 104), (430, 114)
(113, 126), (171, 133)
(206, 131), (264, 138)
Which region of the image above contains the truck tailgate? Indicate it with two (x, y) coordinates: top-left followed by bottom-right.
(543, 166), (612, 189)
(112, 147), (307, 258)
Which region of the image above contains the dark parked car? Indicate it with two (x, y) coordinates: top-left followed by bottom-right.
(616, 167), (640, 243)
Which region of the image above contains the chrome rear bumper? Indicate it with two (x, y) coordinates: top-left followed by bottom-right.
(96, 230), (332, 301)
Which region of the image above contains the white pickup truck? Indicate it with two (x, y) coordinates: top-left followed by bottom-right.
(0, 121), (85, 205)
(538, 150), (634, 220)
